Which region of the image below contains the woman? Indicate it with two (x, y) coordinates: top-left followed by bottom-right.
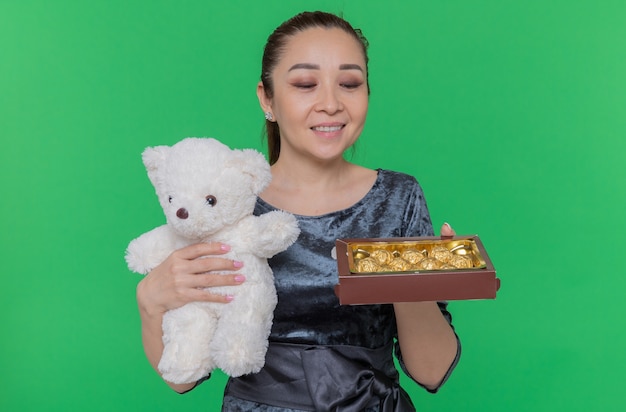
(137, 11), (460, 411)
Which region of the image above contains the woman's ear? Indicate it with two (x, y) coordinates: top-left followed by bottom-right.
(256, 81), (272, 113)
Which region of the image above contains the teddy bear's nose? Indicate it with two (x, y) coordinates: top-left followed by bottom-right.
(176, 208), (189, 219)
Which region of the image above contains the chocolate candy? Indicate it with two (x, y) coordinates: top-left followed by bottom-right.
(449, 254), (473, 269)
(349, 238), (484, 274)
(370, 249), (394, 265)
(401, 249), (427, 265)
(388, 257), (412, 271)
(355, 257), (381, 273)
(430, 245), (453, 263)
(418, 257), (442, 270)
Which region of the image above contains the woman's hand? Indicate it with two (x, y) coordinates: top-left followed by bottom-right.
(137, 242), (246, 317)
(440, 222), (456, 237)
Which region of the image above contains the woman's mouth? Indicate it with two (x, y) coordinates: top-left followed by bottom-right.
(311, 125), (344, 132)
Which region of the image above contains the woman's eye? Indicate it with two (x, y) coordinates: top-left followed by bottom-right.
(341, 82), (363, 90)
(293, 83), (316, 89)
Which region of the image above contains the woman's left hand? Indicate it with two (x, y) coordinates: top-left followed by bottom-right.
(440, 222), (456, 236)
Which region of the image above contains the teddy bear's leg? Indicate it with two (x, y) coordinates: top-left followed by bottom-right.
(158, 302), (218, 384)
(209, 283), (277, 377)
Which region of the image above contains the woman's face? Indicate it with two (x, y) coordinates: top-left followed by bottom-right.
(259, 27), (369, 163)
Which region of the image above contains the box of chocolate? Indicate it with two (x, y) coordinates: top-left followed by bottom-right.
(334, 235), (500, 305)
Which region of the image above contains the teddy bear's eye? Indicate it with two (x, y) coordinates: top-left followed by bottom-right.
(205, 195), (217, 206)
(168, 196), (173, 204)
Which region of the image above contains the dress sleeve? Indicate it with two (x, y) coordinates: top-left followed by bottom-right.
(176, 374), (211, 394)
(401, 177), (435, 238)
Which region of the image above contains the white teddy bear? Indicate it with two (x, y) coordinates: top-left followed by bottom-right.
(125, 137), (300, 384)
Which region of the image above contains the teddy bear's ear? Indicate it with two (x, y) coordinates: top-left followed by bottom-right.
(229, 149), (272, 194)
(142, 145), (169, 189)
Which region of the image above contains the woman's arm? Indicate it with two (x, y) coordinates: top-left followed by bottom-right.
(393, 222), (460, 390)
(393, 301), (459, 390)
(136, 242), (246, 393)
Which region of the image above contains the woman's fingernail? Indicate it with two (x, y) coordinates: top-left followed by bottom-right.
(234, 275), (246, 283)
(225, 295), (235, 302)
(444, 222), (451, 229)
(233, 260), (244, 268)
(220, 244), (231, 251)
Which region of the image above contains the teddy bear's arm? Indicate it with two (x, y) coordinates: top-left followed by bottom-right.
(237, 211), (300, 258)
(125, 225), (182, 274)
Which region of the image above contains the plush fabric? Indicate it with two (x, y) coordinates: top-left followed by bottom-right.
(126, 138), (300, 384)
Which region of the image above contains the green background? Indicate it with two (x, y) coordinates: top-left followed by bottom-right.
(1, 0), (625, 410)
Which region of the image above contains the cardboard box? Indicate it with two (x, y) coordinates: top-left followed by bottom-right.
(334, 235), (500, 305)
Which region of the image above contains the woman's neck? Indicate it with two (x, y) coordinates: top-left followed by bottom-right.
(272, 156), (351, 188)
(261, 157), (377, 216)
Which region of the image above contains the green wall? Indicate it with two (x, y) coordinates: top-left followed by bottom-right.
(1, 0), (625, 410)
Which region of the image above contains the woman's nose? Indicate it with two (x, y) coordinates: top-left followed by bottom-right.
(316, 85), (343, 114)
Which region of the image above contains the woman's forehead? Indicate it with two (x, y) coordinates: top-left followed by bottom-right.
(278, 27), (366, 69)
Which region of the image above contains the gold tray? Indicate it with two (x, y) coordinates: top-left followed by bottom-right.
(347, 238), (487, 273)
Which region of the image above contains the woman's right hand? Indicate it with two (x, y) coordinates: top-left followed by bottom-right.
(136, 242), (245, 317)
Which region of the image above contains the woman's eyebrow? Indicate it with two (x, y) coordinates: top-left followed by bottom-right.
(288, 63), (364, 72)
(339, 64), (363, 72)
(288, 63), (319, 71)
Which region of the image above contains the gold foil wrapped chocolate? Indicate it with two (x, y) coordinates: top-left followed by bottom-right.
(348, 238), (486, 273)
(355, 257), (381, 273)
(388, 257), (412, 271)
(449, 254), (473, 269)
(370, 249), (394, 265)
(400, 249), (427, 265)
(430, 246), (453, 263)
(417, 257), (442, 270)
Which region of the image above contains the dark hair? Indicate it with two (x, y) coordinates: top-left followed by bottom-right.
(260, 11), (370, 165)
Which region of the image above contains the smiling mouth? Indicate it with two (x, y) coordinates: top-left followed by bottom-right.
(311, 125), (344, 132)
